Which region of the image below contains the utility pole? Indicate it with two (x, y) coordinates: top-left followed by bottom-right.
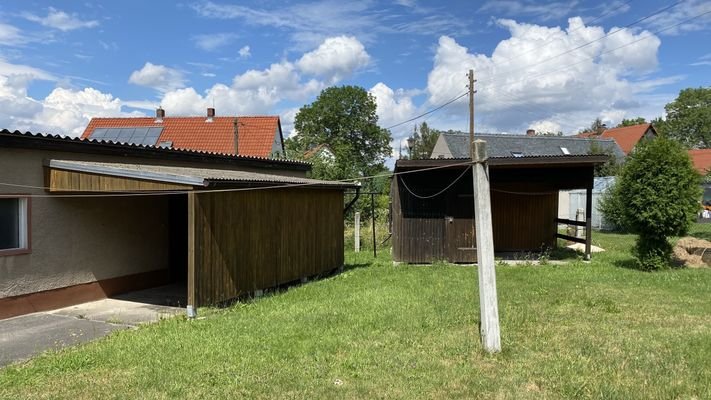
(468, 70), (501, 353)
(468, 69), (476, 156)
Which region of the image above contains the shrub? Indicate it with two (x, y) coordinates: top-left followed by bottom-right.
(611, 137), (701, 270)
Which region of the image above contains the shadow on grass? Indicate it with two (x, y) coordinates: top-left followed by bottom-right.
(342, 263), (371, 272)
(614, 258), (640, 271)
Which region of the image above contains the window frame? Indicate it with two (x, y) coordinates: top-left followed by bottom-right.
(0, 194), (31, 256)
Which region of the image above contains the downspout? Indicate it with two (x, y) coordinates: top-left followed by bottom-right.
(344, 184), (361, 213)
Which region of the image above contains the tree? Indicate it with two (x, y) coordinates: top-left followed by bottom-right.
(578, 118), (607, 136)
(588, 141), (621, 177)
(662, 87), (711, 148)
(286, 85), (392, 181)
(286, 86), (393, 218)
(602, 137), (701, 270)
(616, 117), (647, 127)
(403, 122), (440, 159)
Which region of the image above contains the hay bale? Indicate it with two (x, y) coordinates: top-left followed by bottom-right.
(673, 237), (711, 268)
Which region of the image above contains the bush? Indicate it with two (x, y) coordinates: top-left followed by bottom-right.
(610, 137), (701, 270)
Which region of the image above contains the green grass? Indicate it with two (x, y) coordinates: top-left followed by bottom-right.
(1, 230), (710, 399)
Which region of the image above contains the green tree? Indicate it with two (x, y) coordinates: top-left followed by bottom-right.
(602, 137), (701, 270)
(663, 87), (711, 148)
(404, 122), (440, 159)
(578, 118), (607, 136)
(617, 117), (647, 127)
(285, 85), (393, 218)
(286, 85), (392, 180)
(588, 141), (621, 177)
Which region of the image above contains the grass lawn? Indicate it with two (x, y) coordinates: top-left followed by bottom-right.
(1, 229), (710, 399)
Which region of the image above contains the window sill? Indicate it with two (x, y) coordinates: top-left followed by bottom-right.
(0, 248), (31, 256)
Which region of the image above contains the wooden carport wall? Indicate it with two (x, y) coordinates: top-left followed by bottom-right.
(47, 162), (352, 316)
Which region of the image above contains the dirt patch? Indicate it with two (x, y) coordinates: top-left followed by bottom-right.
(673, 237), (711, 268)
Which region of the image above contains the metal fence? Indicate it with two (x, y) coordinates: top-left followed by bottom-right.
(565, 176), (616, 231)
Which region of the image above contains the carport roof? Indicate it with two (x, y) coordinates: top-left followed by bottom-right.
(48, 159), (359, 190)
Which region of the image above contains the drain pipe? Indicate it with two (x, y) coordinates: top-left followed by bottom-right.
(344, 184), (361, 213)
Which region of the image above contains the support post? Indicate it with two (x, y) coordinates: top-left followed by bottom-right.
(187, 192), (197, 318)
(468, 69), (476, 154)
(371, 193), (377, 258)
(471, 140), (501, 353)
(585, 186), (593, 260)
(354, 212), (361, 253)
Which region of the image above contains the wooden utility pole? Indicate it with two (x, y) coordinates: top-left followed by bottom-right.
(468, 69), (476, 155)
(471, 140), (501, 353)
(468, 70), (500, 353)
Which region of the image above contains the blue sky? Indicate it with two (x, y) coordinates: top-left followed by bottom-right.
(0, 0), (709, 153)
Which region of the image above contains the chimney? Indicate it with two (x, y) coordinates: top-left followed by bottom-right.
(526, 129), (536, 136)
(155, 107), (165, 123)
(206, 107), (215, 123)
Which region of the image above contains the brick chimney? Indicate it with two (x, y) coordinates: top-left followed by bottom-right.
(206, 107), (215, 122)
(526, 129), (535, 136)
(155, 107), (165, 123)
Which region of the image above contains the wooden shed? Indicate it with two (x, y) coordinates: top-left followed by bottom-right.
(45, 160), (357, 314)
(391, 155), (607, 263)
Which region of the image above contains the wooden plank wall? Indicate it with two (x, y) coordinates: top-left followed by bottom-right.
(47, 168), (192, 192)
(192, 188), (344, 306)
(491, 189), (558, 251)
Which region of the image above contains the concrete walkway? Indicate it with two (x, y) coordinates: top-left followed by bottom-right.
(0, 295), (184, 367)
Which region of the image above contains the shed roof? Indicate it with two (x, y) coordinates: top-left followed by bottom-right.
(81, 116), (281, 157)
(438, 132), (625, 159)
(48, 159), (358, 190)
(395, 154), (609, 171)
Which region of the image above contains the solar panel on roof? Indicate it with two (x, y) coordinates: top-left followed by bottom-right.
(88, 127), (163, 146)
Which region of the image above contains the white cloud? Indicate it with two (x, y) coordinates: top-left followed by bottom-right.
(645, 0), (711, 35)
(297, 36), (370, 82)
(192, 33), (239, 51)
(0, 23), (24, 46)
(480, 1), (579, 21)
(128, 62), (186, 93)
(36, 87), (124, 136)
(239, 45), (251, 58)
(425, 17), (667, 134)
(369, 82), (416, 131)
(23, 7), (99, 31)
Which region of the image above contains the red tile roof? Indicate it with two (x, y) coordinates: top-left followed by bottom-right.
(81, 116), (282, 157)
(600, 123), (655, 155)
(688, 149), (711, 175)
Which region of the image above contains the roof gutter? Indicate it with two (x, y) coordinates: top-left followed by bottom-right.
(344, 185), (361, 214)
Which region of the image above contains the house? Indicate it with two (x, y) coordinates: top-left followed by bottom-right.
(600, 123), (657, 155)
(0, 129), (356, 320)
(303, 144), (336, 164)
(431, 132), (625, 159)
(688, 149), (711, 175)
(81, 107), (285, 158)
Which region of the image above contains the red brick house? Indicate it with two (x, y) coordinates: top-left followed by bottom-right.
(81, 108), (284, 158)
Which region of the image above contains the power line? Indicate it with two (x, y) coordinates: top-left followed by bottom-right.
(385, 91), (468, 130)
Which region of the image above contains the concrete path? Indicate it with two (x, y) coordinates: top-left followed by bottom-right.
(0, 296), (183, 368)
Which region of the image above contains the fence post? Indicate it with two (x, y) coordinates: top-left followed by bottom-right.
(354, 212), (361, 253)
(575, 208), (585, 238)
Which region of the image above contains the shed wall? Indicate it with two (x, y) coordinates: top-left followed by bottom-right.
(191, 188), (344, 306)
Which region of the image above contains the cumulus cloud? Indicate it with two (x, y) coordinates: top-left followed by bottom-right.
(297, 36), (370, 82)
(23, 7), (99, 31)
(425, 17), (667, 134)
(368, 82), (417, 129)
(128, 62), (186, 93)
(238, 45), (251, 58)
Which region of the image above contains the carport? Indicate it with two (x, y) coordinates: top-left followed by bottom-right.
(46, 159), (357, 315)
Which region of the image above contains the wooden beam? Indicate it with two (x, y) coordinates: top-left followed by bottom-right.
(187, 192), (197, 317)
(555, 218), (587, 227)
(556, 233), (587, 244)
(585, 186), (593, 260)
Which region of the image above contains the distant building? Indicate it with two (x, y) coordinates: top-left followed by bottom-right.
(82, 107), (285, 158)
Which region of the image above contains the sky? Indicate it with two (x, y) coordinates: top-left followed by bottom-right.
(0, 0), (710, 157)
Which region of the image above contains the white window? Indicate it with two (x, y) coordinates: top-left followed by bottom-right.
(511, 151), (524, 158)
(560, 147), (570, 155)
(0, 197), (30, 255)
